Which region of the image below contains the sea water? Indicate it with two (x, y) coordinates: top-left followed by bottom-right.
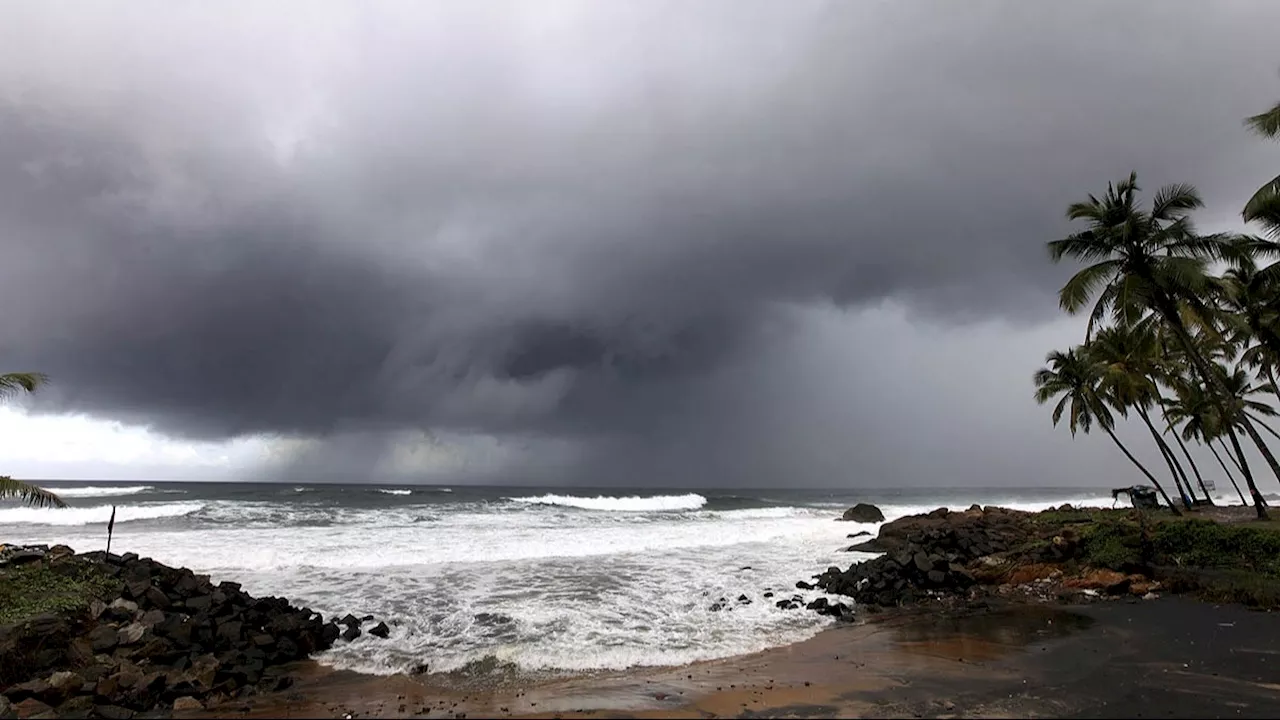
(5, 482), (1120, 676)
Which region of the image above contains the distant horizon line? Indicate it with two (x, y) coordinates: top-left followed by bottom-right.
(25, 478), (1119, 493)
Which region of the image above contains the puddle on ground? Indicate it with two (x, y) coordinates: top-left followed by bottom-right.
(891, 606), (1095, 662)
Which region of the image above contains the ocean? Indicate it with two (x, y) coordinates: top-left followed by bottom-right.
(5, 482), (1123, 678)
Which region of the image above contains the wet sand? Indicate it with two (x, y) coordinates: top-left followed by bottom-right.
(191, 597), (1280, 719)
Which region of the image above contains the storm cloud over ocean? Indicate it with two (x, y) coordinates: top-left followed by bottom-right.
(2, 1), (1278, 486)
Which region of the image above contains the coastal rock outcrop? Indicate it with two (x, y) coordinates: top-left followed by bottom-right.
(838, 503), (885, 523)
(816, 506), (1035, 607)
(0, 545), (387, 718)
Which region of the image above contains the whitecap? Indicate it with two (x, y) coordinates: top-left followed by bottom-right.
(505, 493), (707, 512)
(0, 502), (205, 526)
(50, 485), (155, 498)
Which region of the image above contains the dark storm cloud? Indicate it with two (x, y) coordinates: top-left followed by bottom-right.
(1, 1), (1278, 480)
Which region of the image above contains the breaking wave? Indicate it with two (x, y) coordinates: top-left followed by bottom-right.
(51, 485), (155, 498)
(505, 493), (708, 512)
(0, 502), (205, 526)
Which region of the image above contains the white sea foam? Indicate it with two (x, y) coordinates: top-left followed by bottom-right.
(376, 489), (413, 496)
(0, 502), (204, 526)
(506, 493), (708, 512)
(52, 485), (155, 498)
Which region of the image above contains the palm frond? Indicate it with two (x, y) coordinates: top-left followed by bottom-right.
(1151, 182), (1203, 221)
(1244, 178), (1280, 239)
(1246, 101), (1280, 138)
(1059, 261), (1119, 315)
(0, 372), (48, 399)
(0, 476), (67, 509)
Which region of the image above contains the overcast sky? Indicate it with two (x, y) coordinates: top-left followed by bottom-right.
(2, 0), (1278, 488)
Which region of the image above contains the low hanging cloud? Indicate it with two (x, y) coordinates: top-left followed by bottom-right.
(1, 1), (1278, 484)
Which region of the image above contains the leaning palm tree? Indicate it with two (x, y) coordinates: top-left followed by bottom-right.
(1048, 173), (1270, 517)
(1166, 382), (1249, 505)
(1087, 324), (1196, 508)
(0, 372), (66, 509)
(1214, 255), (1280, 405)
(1244, 95), (1280, 238)
(1034, 347), (1181, 514)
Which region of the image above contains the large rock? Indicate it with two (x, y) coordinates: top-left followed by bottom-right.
(839, 503), (886, 523)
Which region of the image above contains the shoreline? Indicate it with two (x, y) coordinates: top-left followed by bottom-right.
(193, 596), (1280, 719)
(9, 500), (1280, 718)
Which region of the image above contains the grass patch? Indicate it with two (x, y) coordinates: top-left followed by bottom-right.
(1031, 507), (1138, 527)
(1152, 519), (1280, 574)
(0, 562), (121, 626)
(1054, 515), (1280, 608)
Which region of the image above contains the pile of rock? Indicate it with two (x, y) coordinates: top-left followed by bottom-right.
(815, 506), (1037, 608)
(0, 545), (386, 718)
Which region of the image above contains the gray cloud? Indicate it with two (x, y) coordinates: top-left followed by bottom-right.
(2, 1), (1278, 484)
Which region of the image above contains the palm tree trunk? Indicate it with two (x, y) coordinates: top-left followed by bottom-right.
(1209, 439), (1249, 505)
(1100, 425), (1181, 514)
(1238, 415), (1280, 496)
(1156, 303), (1268, 518)
(1247, 412), (1280, 442)
(1160, 406), (1212, 504)
(1264, 363), (1280, 409)
(1137, 406), (1193, 509)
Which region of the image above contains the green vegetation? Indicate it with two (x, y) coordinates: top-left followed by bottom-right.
(1244, 95), (1280, 238)
(1034, 87), (1280, 520)
(1054, 514), (1280, 607)
(0, 563), (121, 626)
(0, 371), (66, 509)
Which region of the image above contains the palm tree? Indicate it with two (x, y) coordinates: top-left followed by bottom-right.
(1048, 173), (1270, 518)
(1034, 347), (1181, 514)
(1087, 325), (1196, 508)
(1214, 256), (1280, 405)
(1166, 383), (1249, 505)
(1244, 95), (1280, 237)
(0, 372), (66, 509)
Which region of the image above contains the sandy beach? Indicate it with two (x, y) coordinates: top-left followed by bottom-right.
(188, 596), (1280, 719)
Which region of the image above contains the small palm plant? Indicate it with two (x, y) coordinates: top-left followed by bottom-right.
(0, 372), (66, 509)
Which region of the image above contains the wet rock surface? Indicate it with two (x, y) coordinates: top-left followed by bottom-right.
(808, 506), (1167, 615)
(837, 503), (885, 523)
(0, 545), (391, 719)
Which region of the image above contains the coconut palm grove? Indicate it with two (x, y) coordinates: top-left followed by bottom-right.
(1035, 93), (1280, 519)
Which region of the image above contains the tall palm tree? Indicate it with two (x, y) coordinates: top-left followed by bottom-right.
(1150, 323), (1222, 504)
(1033, 347), (1181, 514)
(0, 372), (66, 509)
(1244, 96), (1280, 238)
(1214, 256), (1280, 406)
(1166, 383), (1249, 505)
(1211, 362), (1280, 493)
(1048, 173), (1270, 518)
(1087, 325), (1195, 508)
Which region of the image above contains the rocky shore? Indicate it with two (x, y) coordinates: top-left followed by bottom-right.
(0, 544), (387, 719)
(804, 502), (1280, 618)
